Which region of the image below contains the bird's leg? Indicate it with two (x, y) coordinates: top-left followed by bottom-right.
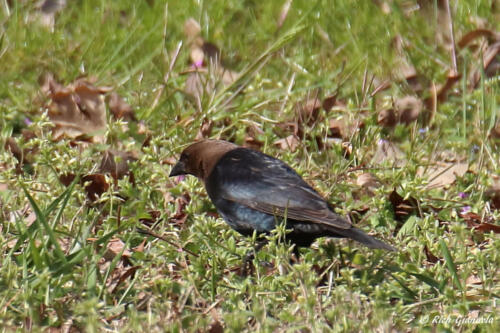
(241, 239), (268, 276)
(291, 245), (301, 264)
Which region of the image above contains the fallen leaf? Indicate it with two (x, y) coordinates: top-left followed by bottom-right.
(184, 70), (214, 102)
(60, 173), (110, 202)
(395, 96), (422, 125)
(433, 71), (461, 104)
(328, 118), (345, 139)
(471, 41), (500, 87)
(110, 265), (140, 294)
(389, 190), (418, 222)
(490, 122), (500, 140)
(82, 174), (110, 201)
(373, 140), (405, 166)
(161, 156), (178, 166)
(105, 238), (132, 260)
(458, 29), (499, 49)
(295, 97), (322, 126)
(391, 35), (423, 92)
(99, 150), (137, 182)
(418, 162), (468, 189)
(275, 121), (303, 139)
(202, 42), (222, 64)
(460, 211), (500, 234)
(133, 238), (147, 253)
(208, 320), (224, 333)
(242, 124), (265, 150)
(45, 77), (111, 142)
(107, 92), (135, 121)
(356, 173), (380, 189)
(424, 245), (440, 264)
(4, 138), (32, 173)
(183, 18), (238, 102)
(243, 136), (264, 150)
(322, 94), (337, 112)
(485, 183), (500, 209)
(341, 141), (352, 158)
(274, 135), (300, 152)
(8, 205), (37, 227)
(33, 0), (66, 30)
(475, 223), (500, 234)
(184, 18), (201, 41)
(377, 108), (397, 128)
(170, 192), (191, 225)
(465, 275), (482, 285)
(139, 210), (162, 228)
(195, 118), (213, 141)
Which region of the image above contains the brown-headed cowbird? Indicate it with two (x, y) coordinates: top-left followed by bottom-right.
(170, 139), (395, 252)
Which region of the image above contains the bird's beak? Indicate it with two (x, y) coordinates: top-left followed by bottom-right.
(169, 161), (186, 177)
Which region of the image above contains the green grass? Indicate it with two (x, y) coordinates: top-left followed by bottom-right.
(1, 0), (499, 331)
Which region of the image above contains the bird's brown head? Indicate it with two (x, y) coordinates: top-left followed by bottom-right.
(169, 140), (237, 180)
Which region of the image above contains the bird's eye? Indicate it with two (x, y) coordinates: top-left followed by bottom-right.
(181, 152), (190, 160)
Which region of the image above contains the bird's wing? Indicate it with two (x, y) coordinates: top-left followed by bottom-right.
(209, 148), (351, 229)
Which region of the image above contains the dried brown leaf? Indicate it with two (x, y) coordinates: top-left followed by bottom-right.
(202, 42), (221, 64)
(460, 211), (500, 234)
(8, 205), (37, 227)
(47, 79), (110, 142)
(184, 71), (213, 101)
(485, 183), (500, 209)
(195, 118), (214, 141)
(5, 138), (32, 173)
(373, 140), (406, 167)
(377, 108), (397, 128)
(490, 122), (500, 140)
(475, 223), (500, 234)
(274, 135), (300, 152)
(322, 94), (337, 112)
(107, 92), (135, 121)
(395, 95), (422, 125)
(100, 150), (137, 182)
(418, 162), (468, 189)
(466, 275), (483, 285)
(328, 118), (345, 139)
(208, 320), (224, 333)
(33, 0), (66, 30)
(389, 190), (418, 222)
(139, 210), (162, 228)
(82, 174), (110, 201)
(356, 173), (380, 189)
(105, 238), (132, 260)
(184, 18), (201, 41)
(458, 29), (499, 49)
(110, 265), (140, 294)
(295, 98), (322, 126)
(133, 238), (147, 253)
(424, 245), (440, 264)
(170, 193), (191, 225)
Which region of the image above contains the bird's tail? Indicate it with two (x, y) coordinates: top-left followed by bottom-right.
(331, 227), (396, 251)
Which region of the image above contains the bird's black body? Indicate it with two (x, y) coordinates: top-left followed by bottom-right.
(170, 140), (395, 252)
(204, 148), (393, 249)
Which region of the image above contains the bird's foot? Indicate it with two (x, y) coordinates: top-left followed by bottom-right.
(239, 251), (255, 276)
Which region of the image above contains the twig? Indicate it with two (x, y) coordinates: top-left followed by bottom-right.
(444, 0), (458, 75)
(136, 227), (199, 257)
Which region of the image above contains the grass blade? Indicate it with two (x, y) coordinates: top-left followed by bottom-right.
(439, 239), (463, 291)
(21, 183), (67, 265)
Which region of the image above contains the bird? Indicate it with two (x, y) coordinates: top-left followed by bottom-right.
(169, 139), (395, 254)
